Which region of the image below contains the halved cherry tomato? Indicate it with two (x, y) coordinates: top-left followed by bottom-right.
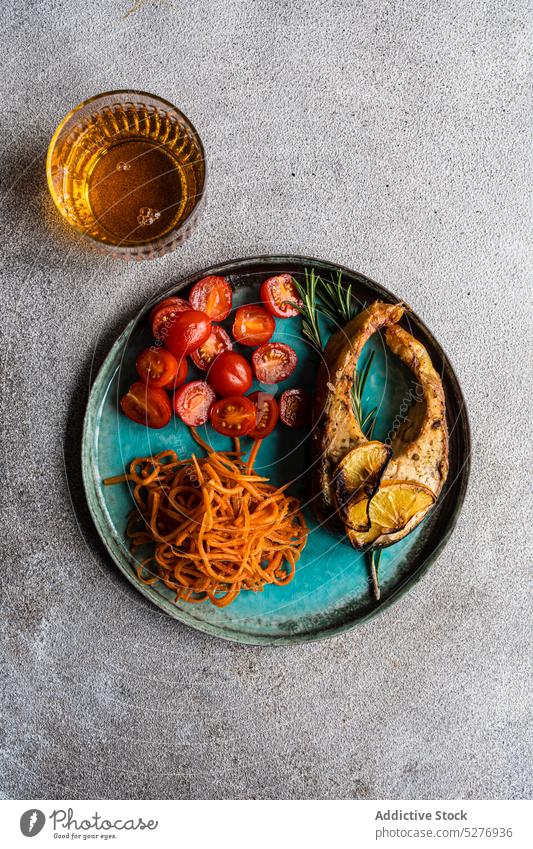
(279, 388), (312, 428)
(120, 382), (172, 429)
(260, 274), (302, 318)
(164, 310), (211, 357)
(232, 305), (275, 346)
(136, 347), (181, 389)
(247, 391), (279, 438)
(173, 380), (216, 426)
(189, 275), (232, 321)
(210, 396), (256, 436)
(207, 350), (253, 397)
(191, 325), (232, 371)
(252, 342), (298, 384)
(172, 356), (188, 389)
(150, 297), (191, 338)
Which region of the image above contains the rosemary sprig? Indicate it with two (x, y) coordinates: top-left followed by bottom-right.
(317, 269), (359, 325)
(290, 267), (363, 350)
(290, 268), (323, 351)
(369, 548), (383, 600)
(292, 267), (377, 434)
(351, 349), (378, 437)
(291, 266), (385, 598)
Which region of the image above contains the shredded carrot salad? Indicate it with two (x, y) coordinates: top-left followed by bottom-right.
(103, 430), (308, 607)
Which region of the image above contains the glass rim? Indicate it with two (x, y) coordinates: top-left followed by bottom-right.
(46, 89), (207, 257)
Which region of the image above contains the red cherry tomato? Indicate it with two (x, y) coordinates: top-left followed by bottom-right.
(189, 275), (232, 321)
(172, 356), (188, 389)
(260, 274), (302, 318)
(191, 325), (232, 371)
(247, 391), (279, 439)
(164, 310), (211, 357)
(252, 342), (298, 384)
(232, 305), (275, 346)
(209, 396), (256, 436)
(135, 347), (181, 389)
(150, 297), (191, 338)
(173, 380), (216, 426)
(120, 382), (172, 429)
(207, 350), (253, 397)
(279, 388), (312, 428)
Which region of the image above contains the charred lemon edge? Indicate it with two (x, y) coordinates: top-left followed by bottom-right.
(332, 441), (392, 531)
(346, 479), (436, 549)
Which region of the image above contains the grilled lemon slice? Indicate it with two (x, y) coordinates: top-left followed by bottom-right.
(344, 495), (373, 532)
(347, 480), (435, 548)
(333, 441), (392, 531)
(369, 481), (435, 533)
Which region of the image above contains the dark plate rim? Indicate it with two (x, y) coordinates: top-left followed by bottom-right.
(81, 254), (471, 645)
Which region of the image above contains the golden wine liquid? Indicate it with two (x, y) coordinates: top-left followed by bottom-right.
(49, 99), (205, 247)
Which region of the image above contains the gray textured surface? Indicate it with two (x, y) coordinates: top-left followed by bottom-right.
(1, 0), (532, 800)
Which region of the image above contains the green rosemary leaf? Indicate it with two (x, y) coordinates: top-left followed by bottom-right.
(367, 415), (378, 440)
(314, 283), (338, 325)
(316, 269), (359, 326)
(352, 350), (378, 438)
(361, 406), (378, 431)
(291, 270), (323, 351)
(351, 383), (362, 417)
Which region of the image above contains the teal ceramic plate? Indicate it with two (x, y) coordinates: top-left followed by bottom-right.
(82, 256), (470, 644)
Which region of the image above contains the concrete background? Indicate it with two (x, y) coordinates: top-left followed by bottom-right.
(1, 0), (531, 800)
